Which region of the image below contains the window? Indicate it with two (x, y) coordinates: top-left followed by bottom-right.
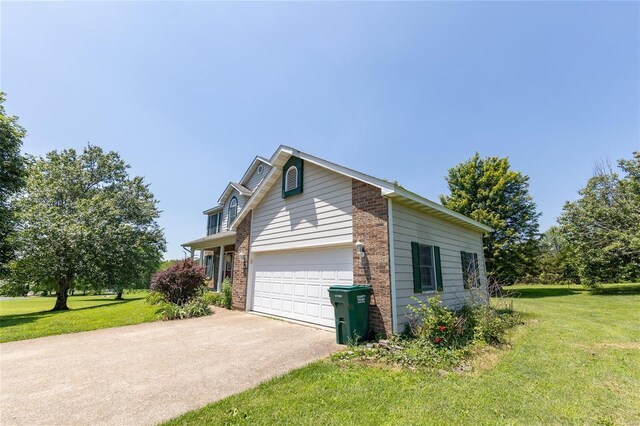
(257, 164), (264, 175)
(207, 212), (221, 236)
(461, 251), (480, 289)
(282, 156), (303, 198)
(411, 242), (443, 293)
(204, 254), (214, 280)
(227, 197), (238, 228)
(285, 166), (298, 192)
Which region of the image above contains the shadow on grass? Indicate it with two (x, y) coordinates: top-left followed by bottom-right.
(0, 298), (134, 329)
(502, 286), (587, 299)
(590, 284), (640, 296)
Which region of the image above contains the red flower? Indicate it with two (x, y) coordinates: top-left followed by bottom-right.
(434, 337), (442, 343)
(439, 326), (446, 331)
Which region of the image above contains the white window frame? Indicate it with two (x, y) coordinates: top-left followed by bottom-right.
(228, 197), (238, 229)
(417, 244), (436, 292)
(285, 166), (298, 192)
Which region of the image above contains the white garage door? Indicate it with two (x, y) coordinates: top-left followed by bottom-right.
(251, 246), (353, 327)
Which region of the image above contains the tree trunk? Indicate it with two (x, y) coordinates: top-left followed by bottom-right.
(52, 275), (72, 311)
(115, 290), (123, 300)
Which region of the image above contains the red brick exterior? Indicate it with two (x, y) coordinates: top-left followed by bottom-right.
(232, 214), (251, 310)
(352, 179), (393, 337)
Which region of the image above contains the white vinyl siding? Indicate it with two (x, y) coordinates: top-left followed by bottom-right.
(392, 201), (487, 331)
(251, 162), (353, 251)
(245, 163), (272, 191)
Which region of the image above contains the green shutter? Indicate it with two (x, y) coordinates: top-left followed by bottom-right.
(461, 251), (470, 289)
(434, 246), (443, 292)
(282, 156), (304, 198)
(411, 242), (422, 293)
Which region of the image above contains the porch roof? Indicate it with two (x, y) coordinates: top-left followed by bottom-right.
(181, 231), (236, 250)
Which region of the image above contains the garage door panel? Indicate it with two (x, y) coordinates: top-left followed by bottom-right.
(252, 246), (353, 327)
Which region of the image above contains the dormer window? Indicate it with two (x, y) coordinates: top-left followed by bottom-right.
(227, 197), (238, 228)
(282, 156), (303, 198)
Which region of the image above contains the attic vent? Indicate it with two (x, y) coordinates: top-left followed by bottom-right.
(285, 166), (298, 192)
(257, 164), (264, 175)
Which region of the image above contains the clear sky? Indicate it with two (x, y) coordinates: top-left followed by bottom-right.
(2, 1), (638, 260)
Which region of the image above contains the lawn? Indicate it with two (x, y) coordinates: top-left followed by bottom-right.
(165, 284), (640, 425)
(0, 293), (159, 343)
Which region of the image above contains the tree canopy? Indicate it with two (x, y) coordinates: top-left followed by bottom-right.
(0, 92), (27, 276)
(440, 153), (540, 284)
(558, 153), (640, 284)
(14, 145), (166, 309)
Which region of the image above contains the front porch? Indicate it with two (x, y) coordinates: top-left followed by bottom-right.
(182, 231), (236, 291)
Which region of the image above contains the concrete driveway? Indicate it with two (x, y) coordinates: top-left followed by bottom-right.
(0, 309), (340, 426)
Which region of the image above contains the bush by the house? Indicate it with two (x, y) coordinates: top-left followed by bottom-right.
(150, 258), (204, 305)
(156, 297), (211, 320)
(334, 295), (521, 370)
(200, 279), (233, 309)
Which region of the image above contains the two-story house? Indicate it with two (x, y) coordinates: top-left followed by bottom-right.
(182, 146), (492, 337)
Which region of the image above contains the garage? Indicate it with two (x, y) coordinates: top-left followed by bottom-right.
(251, 246), (353, 327)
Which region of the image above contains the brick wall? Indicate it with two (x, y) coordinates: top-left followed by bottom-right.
(232, 214), (251, 310)
(352, 179), (393, 337)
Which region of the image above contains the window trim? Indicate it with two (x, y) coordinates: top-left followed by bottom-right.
(227, 197), (238, 229)
(285, 166), (298, 192)
(282, 156), (304, 198)
(207, 212), (222, 236)
(412, 242), (443, 293)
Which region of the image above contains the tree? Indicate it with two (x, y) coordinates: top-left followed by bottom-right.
(558, 153), (640, 284)
(14, 145), (165, 310)
(440, 153), (541, 284)
(537, 226), (580, 284)
(0, 92), (27, 276)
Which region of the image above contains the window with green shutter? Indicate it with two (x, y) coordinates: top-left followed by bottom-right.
(461, 251), (480, 289)
(411, 242), (443, 293)
(282, 156), (303, 198)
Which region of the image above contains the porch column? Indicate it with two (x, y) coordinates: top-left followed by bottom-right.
(199, 249), (204, 266)
(216, 245), (225, 292)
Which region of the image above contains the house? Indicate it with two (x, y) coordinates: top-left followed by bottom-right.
(182, 146), (492, 336)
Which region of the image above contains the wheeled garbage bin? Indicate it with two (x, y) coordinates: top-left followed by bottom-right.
(328, 285), (372, 344)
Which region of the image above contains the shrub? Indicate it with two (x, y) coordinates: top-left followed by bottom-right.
(201, 290), (224, 306)
(157, 298), (212, 320)
(221, 279), (232, 309)
(200, 279), (233, 309)
(146, 290), (166, 305)
(336, 296), (522, 370)
(150, 258), (205, 305)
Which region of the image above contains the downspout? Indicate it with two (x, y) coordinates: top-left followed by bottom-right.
(387, 197), (398, 335)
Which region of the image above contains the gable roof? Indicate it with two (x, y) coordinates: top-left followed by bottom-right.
(239, 156), (272, 187)
(229, 145), (493, 234)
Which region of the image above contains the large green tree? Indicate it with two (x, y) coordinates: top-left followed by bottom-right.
(558, 153), (640, 284)
(0, 92), (27, 276)
(440, 153), (541, 284)
(536, 226), (580, 284)
(14, 145), (166, 309)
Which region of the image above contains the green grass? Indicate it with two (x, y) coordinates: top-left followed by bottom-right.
(0, 293), (159, 343)
(165, 283), (640, 425)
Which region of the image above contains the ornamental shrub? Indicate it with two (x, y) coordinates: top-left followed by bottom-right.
(150, 258), (205, 305)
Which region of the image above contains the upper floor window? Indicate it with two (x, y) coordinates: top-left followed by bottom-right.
(257, 164), (264, 175)
(228, 197), (238, 228)
(285, 166), (298, 192)
(282, 156), (303, 198)
(207, 212), (221, 236)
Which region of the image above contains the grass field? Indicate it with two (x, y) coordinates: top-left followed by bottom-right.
(165, 284), (640, 425)
(0, 293), (159, 343)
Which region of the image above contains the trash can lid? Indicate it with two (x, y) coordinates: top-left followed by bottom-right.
(328, 284), (372, 292)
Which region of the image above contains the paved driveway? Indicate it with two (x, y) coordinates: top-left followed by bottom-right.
(0, 309), (339, 425)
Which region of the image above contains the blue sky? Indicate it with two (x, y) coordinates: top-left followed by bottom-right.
(2, 2), (638, 259)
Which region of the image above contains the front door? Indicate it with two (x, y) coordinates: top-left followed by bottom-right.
(223, 252), (234, 282)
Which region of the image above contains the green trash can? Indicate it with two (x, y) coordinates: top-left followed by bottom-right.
(328, 285), (372, 344)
